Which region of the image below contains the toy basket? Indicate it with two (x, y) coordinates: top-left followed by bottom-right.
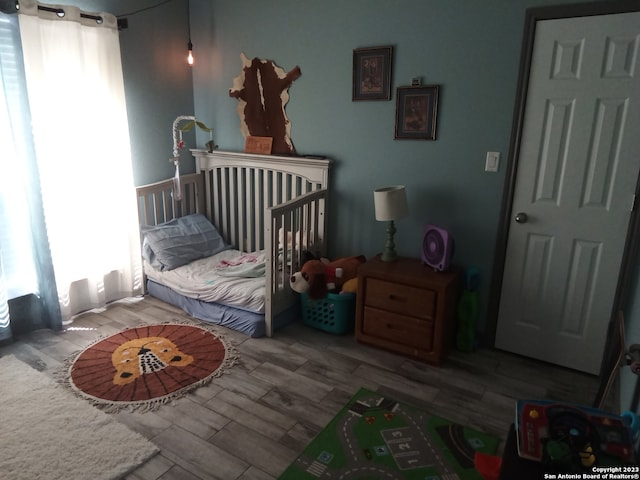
(301, 292), (356, 335)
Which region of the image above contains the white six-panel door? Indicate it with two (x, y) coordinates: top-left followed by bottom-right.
(495, 12), (640, 375)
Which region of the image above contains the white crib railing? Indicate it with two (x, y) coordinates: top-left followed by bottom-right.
(137, 150), (332, 337)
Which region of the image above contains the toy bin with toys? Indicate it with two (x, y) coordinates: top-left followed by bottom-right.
(301, 292), (356, 334)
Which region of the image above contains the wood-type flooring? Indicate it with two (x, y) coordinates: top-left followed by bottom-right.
(0, 296), (610, 479)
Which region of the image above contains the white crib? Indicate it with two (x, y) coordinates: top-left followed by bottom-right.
(136, 149), (331, 337)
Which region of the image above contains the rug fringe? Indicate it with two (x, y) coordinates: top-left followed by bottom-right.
(55, 318), (240, 414)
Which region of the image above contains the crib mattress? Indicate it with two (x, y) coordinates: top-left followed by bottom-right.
(144, 249), (267, 313)
(146, 279), (266, 337)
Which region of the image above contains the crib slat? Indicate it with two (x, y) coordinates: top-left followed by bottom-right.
(142, 196), (152, 225)
(239, 168), (246, 252)
(210, 170), (217, 232)
(251, 168), (258, 252)
(243, 168), (249, 251)
(220, 169), (230, 245)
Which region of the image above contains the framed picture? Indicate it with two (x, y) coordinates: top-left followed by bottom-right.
(394, 85), (440, 140)
(352, 46), (392, 101)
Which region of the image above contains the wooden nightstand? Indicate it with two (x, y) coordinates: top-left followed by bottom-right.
(355, 255), (461, 365)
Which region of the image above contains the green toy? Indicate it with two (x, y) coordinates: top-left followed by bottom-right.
(456, 267), (480, 352)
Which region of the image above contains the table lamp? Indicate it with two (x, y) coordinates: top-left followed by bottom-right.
(374, 185), (409, 262)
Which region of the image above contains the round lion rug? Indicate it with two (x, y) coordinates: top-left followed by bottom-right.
(63, 322), (239, 412)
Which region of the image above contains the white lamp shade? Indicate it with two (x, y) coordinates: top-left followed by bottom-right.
(374, 185), (409, 221)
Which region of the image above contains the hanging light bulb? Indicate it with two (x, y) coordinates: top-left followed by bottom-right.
(186, 1), (193, 66)
(187, 41), (194, 66)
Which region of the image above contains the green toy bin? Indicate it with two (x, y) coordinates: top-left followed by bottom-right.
(301, 292), (356, 334)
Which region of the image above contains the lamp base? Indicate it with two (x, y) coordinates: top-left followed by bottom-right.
(380, 220), (398, 262)
(380, 249), (398, 262)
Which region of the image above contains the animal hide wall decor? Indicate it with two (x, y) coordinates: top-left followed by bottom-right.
(229, 53), (301, 155)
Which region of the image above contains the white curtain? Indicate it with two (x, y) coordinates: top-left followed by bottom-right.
(18, 0), (142, 322)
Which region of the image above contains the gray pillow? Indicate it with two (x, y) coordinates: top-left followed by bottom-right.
(142, 214), (231, 271)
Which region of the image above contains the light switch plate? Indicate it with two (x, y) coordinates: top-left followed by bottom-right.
(485, 151), (500, 172)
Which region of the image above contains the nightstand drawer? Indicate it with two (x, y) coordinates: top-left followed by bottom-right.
(363, 307), (434, 350)
(365, 278), (436, 320)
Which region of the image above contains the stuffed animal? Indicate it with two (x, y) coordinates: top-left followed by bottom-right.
(278, 227), (312, 250)
(340, 277), (358, 294)
(290, 255), (366, 299)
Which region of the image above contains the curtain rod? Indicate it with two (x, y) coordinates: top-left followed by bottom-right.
(0, 1), (133, 29)
(37, 5), (103, 24)
(0, 2), (105, 24)
(37, 4), (128, 29)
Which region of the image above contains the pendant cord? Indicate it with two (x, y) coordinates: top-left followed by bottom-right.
(186, 0), (191, 43)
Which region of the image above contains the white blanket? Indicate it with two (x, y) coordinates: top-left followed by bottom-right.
(144, 249), (267, 313)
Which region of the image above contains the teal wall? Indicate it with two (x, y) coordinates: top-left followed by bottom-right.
(118, 0), (196, 184)
(189, 0), (562, 332)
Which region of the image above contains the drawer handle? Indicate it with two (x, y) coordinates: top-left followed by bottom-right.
(386, 323), (405, 332)
(388, 294), (407, 303)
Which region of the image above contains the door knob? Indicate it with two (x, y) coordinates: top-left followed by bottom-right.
(515, 212), (528, 223)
